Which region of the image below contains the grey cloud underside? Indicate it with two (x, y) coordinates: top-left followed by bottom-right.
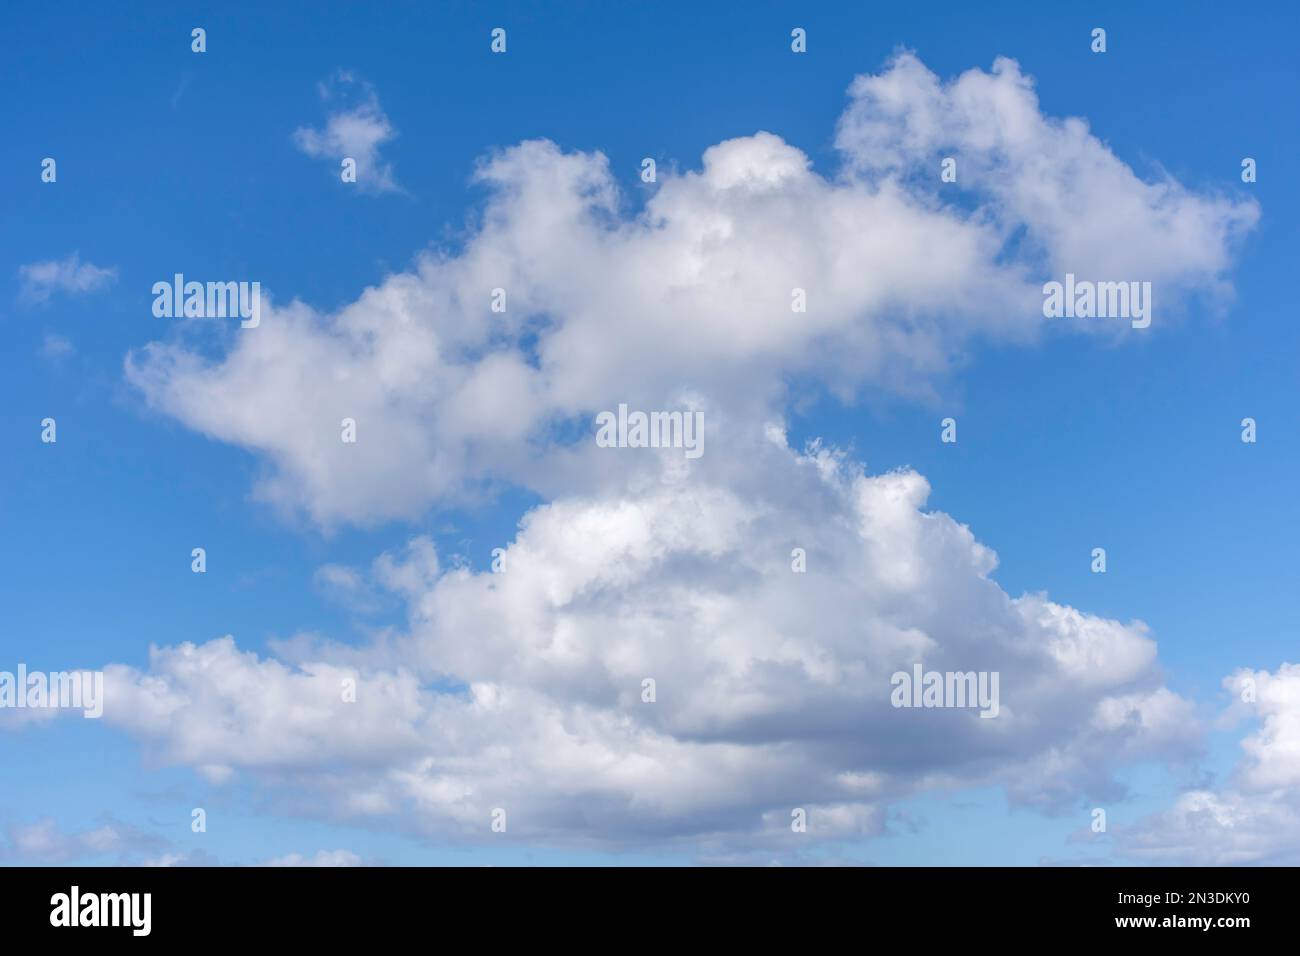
(102, 443), (1200, 849)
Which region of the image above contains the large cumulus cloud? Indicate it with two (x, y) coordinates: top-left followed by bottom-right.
(101, 436), (1198, 852)
(126, 53), (1256, 527)
(94, 53), (1266, 859)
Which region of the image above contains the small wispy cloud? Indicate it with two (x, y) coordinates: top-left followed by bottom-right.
(18, 251), (117, 305)
(313, 562), (381, 613)
(39, 332), (74, 359)
(293, 71), (402, 194)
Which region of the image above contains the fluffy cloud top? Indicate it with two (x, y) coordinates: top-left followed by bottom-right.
(836, 54), (1257, 284)
(1118, 665), (1300, 864)
(131, 54), (1255, 527)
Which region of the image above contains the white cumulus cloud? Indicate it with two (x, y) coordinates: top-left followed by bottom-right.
(131, 55), (1255, 528)
(99, 438), (1200, 854)
(101, 52), (1262, 860)
(1118, 665), (1300, 864)
(293, 71), (401, 194)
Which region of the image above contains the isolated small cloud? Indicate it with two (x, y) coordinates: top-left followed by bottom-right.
(294, 71), (401, 194)
(39, 332), (74, 358)
(18, 252), (117, 305)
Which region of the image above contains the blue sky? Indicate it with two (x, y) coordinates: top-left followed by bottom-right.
(1, 1), (1297, 866)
